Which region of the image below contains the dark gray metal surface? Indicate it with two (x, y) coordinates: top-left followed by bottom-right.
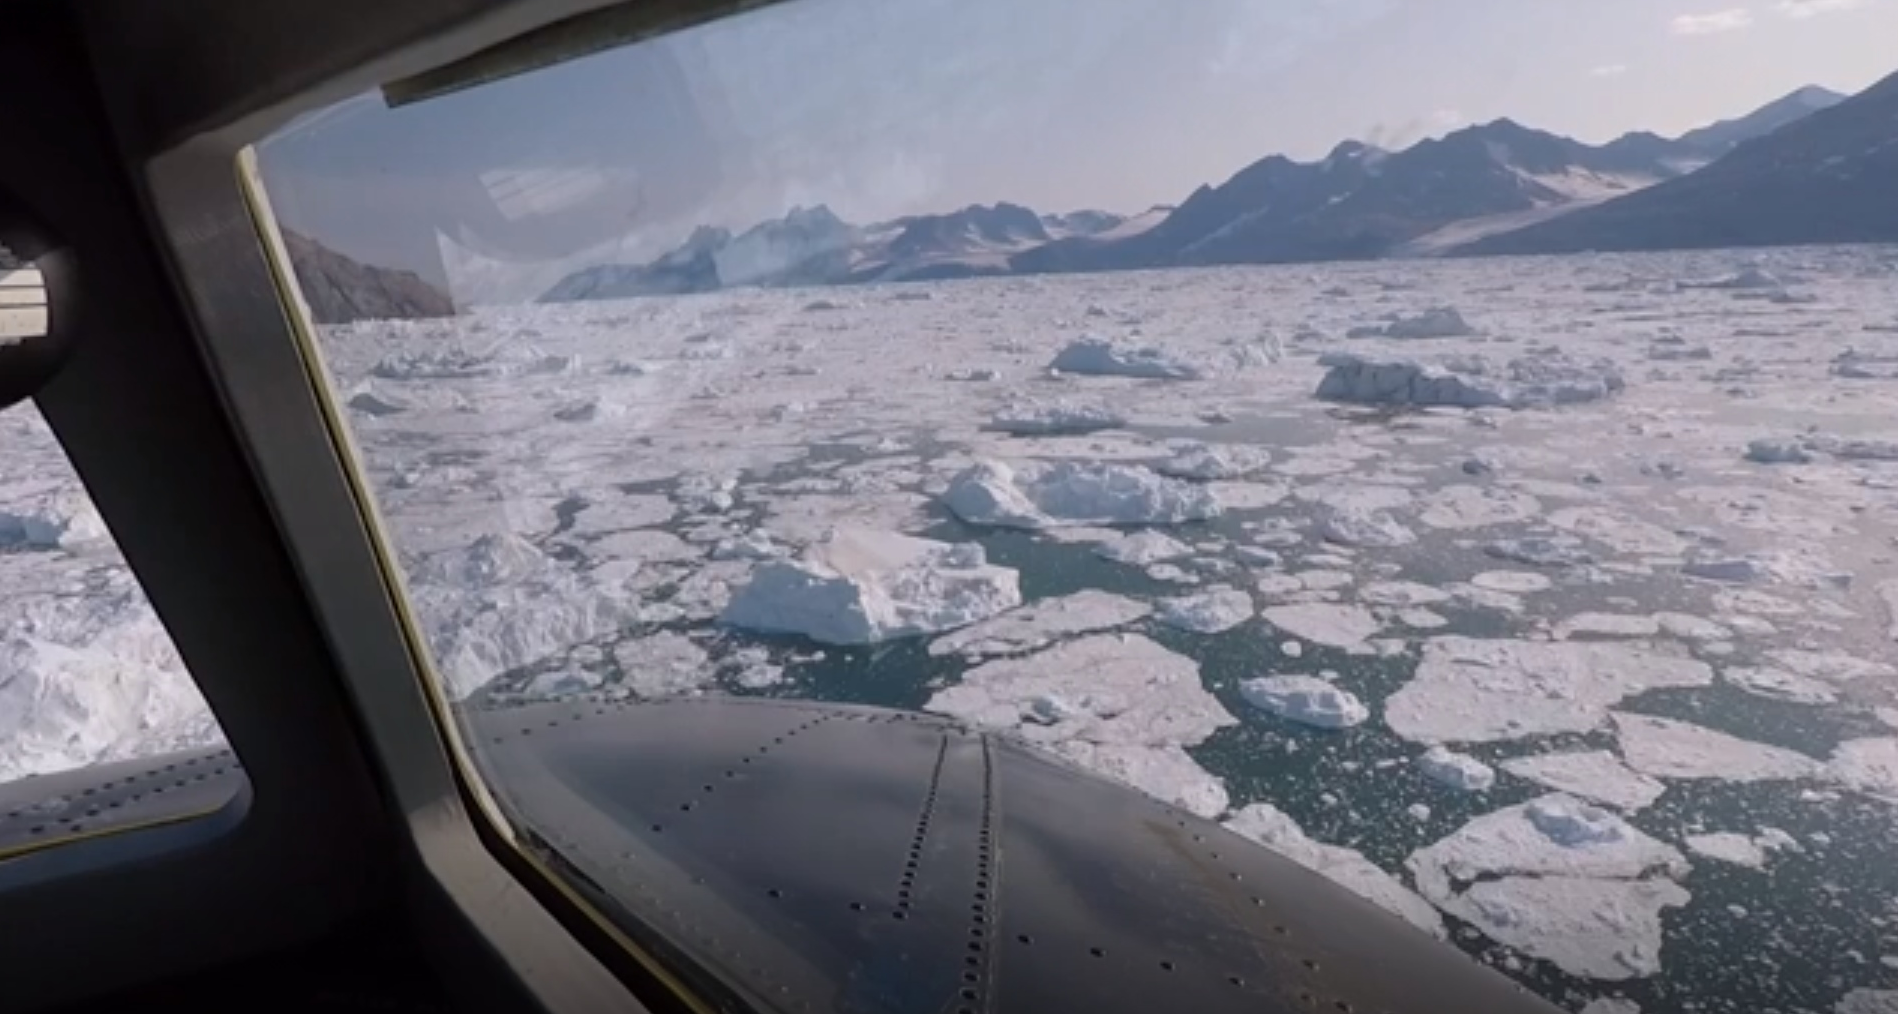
(468, 698), (1562, 1014)
(0, 747), (243, 855)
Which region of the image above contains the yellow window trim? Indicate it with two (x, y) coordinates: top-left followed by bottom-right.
(232, 145), (717, 1014)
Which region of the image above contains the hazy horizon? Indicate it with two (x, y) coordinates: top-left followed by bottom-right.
(256, 0), (1898, 296)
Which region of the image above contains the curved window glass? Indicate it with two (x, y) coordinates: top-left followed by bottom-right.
(248, 3), (1898, 1012)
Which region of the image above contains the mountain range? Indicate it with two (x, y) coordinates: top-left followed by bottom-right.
(283, 230), (457, 324)
(540, 76), (1898, 302)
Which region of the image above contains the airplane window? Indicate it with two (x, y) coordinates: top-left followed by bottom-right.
(1, 366), (236, 853)
(247, 1), (1898, 1010)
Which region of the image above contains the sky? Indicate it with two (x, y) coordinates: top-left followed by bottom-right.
(255, 0), (1898, 297)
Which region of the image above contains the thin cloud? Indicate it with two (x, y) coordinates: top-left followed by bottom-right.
(1669, 8), (1755, 33)
(1589, 64), (1630, 77)
(1775, 0), (1869, 18)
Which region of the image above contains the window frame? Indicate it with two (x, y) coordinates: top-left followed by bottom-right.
(0, 0), (764, 1009)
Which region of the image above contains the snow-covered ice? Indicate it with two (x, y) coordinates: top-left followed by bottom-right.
(1499, 752), (1667, 813)
(1153, 587), (1254, 633)
(942, 460), (1221, 529)
(1239, 675), (1370, 729)
(1684, 832), (1768, 869)
(1407, 794), (1690, 980)
(926, 634), (1236, 816)
(1316, 352), (1624, 409)
(1416, 746), (1496, 791)
(1613, 713), (1822, 783)
(927, 590), (1148, 659)
(721, 529), (1020, 645)
(1259, 603), (1382, 649)
(1049, 335), (1204, 380)
(1385, 638), (1713, 744)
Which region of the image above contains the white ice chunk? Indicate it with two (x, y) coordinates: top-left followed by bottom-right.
(1092, 530), (1193, 565)
(1154, 587), (1255, 633)
(1320, 507), (1416, 548)
(927, 590), (1149, 659)
(929, 633), (1235, 747)
(610, 631), (713, 698)
(1346, 307), (1476, 339)
(1260, 603), (1382, 650)
(1223, 802), (1444, 938)
(1654, 613), (1731, 642)
(1417, 484), (1541, 529)
(1406, 794), (1689, 981)
(1417, 746), (1495, 791)
(1444, 875), (1688, 981)
(1613, 713), (1821, 782)
(943, 460), (1220, 529)
(1156, 443), (1270, 480)
(1684, 832), (1767, 869)
(987, 400), (1127, 436)
(1358, 581), (1453, 607)
(1050, 335), (1204, 380)
(1500, 752), (1666, 812)
(1387, 638), (1712, 744)
(0, 488), (108, 552)
(1316, 352), (1624, 409)
(1239, 675), (1370, 729)
(1722, 666), (1839, 705)
(1829, 738), (1898, 800)
(721, 529), (1020, 645)
(1471, 570), (1554, 593)
(1556, 613), (1662, 639)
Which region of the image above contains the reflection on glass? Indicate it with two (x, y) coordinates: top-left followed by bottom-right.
(250, 1), (1898, 1010)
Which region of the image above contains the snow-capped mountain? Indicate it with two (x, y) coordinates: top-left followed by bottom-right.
(1672, 84), (1847, 158)
(1012, 86), (1847, 274)
(1040, 210), (1126, 238)
(1456, 73), (1898, 256)
(533, 81), (1859, 302)
(542, 202), (1092, 298)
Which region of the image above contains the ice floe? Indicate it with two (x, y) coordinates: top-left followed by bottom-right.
(1153, 587), (1255, 633)
(1828, 738), (1898, 801)
(1345, 306), (1476, 339)
(1239, 675), (1370, 729)
(1613, 713), (1822, 783)
(942, 460), (1221, 529)
(1416, 746), (1496, 791)
(1049, 335), (1204, 380)
(1259, 603), (1382, 650)
(1407, 794), (1690, 981)
(926, 634), (1236, 816)
(1386, 638), (1712, 744)
(1721, 665), (1840, 705)
(988, 400), (1127, 436)
(1091, 530), (1193, 565)
(1319, 506), (1416, 547)
(721, 529), (1020, 645)
(1155, 442), (1270, 480)
(1683, 832), (1768, 869)
(1499, 752), (1666, 813)
(927, 590), (1149, 659)
(1315, 352), (1624, 409)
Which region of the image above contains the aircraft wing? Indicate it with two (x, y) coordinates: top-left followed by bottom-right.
(4, 698), (1560, 1013)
